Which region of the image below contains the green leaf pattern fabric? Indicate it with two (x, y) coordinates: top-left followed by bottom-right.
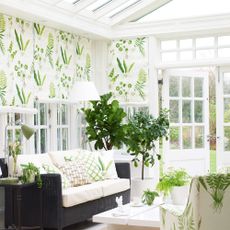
(160, 174), (230, 230)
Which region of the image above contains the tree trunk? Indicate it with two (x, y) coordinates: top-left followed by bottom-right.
(141, 156), (145, 180)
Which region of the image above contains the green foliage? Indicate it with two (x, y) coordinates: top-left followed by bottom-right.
(142, 189), (159, 205)
(49, 82), (56, 98)
(16, 84), (31, 105)
(135, 68), (147, 100)
(108, 68), (119, 83)
(60, 46), (72, 65)
(83, 92), (127, 150)
(126, 110), (169, 179)
(76, 42), (84, 56)
(0, 14), (5, 54)
(178, 203), (195, 230)
(156, 169), (191, 197)
(97, 156), (112, 178)
(199, 173), (230, 212)
(135, 37), (146, 56)
(9, 140), (21, 176)
(8, 41), (17, 60)
(14, 29), (30, 51)
(84, 53), (91, 80)
(0, 70), (6, 105)
(20, 162), (42, 188)
(116, 58), (134, 74)
(34, 70), (46, 87)
(33, 23), (45, 36)
(46, 33), (54, 68)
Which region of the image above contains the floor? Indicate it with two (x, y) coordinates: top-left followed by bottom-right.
(64, 221), (106, 230)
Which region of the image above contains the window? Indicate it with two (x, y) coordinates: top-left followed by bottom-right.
(57, 104), (70, 150)
(34, 103), (49, 153)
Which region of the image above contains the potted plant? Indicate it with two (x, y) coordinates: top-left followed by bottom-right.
(20, 162), (42, 188)
(9, 140), (21, 177)
(142, 189), (159, 206)
(125, 110), (169, 197)
(156, 168), (191, 205)
(83, 92), (127, 150)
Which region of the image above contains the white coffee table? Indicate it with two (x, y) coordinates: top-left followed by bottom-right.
(93, 200), (162, 230)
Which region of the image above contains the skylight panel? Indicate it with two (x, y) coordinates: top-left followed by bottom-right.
(86, 0), (113, 12)
(62, 0), (80, 4)
(105, 0), (142, 18)
(136, 0), (230, 23)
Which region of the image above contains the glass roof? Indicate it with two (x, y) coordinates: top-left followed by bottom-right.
(135, 0), (230, 23)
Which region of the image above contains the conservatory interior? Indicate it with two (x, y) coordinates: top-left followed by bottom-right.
(0, 0), (230, 229)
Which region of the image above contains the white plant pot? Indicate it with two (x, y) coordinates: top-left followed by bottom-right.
(171, 185), (189, 205)
(131, 178), (154, 199)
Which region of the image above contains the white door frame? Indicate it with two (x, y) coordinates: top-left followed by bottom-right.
(162, 69), (210, 175)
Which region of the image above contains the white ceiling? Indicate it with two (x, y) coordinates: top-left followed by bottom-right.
(1, 0), (230, 39)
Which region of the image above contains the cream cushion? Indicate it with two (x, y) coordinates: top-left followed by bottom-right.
(62, 178), (130, 207)
(62, 181), (103, 207)
(96, 179), (130, 197)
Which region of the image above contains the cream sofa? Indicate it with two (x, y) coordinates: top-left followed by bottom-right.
(6, 149), (131, 229)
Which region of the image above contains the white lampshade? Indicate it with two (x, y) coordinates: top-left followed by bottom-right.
(71, 81), (100, 101)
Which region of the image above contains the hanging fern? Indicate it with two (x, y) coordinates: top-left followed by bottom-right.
(134, 68), (147, 100)
(34, 70), (46, 87)
(60, 46), (72, 65)
(116, 58), (135, 75)
(84, 53), (91, 80)
(135, 37), (146, 56)
(16, 84), (31, 105)
(14, 29), (30, 51)
(76, 42), (84, 56)
(0, 14), (5, 54)
(46, 33), (54, 68)
(34, 23), (45, 36)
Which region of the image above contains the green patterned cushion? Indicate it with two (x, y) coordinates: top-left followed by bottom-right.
(42, 163), (71, 188)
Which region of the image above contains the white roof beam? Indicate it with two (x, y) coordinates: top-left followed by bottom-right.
(71, 0), (96, 13)
(109, 0), (171, 26)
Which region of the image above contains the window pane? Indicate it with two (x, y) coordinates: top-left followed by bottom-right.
(182, 100), (192, 123)
(169, 76), (179, 97)
(224, 127), (230, 151)
(57, 128), (61, 150)
(179, 39), (192, 49)
(180, 51), (193, 60)
(195, 101), (203, 123)
(170, 100), (179, 123)
(162, 52), (177, 62)
(196, 37), (214, 48)
(218, 36), (230, 46)
(40, 103), (47, 125)
(161, 40), (177, 50)
(62, 105), (68, 125)
(182, 77), (191, 97)
(34, 131), (38, 153)
(57, 107), (61, 125)
(224, 98), (230, 123)
(40, 129), (47, 153)
(196, 49), (215, 59)
(15, 129), (22, 142)
(218, 48), (230, 58)
(195, 126), (204, 148)
(223, 73), (230, 95)
(62, 128), (68, 150)
(183, 126), (192, 149)
(170, 127), (180, 149)
(194, 78), (203, 97)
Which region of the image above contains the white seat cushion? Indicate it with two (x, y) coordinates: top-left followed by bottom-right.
(96, 179), (130, 197)
(62, 182), (103, 207)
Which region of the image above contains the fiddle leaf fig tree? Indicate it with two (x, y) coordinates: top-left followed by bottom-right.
(83, 92), (127, 150)
(126, 110), (169, 180)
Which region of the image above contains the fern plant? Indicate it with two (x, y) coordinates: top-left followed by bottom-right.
(135, 68), (147, 100)
(135, 37), (146, 56)
(116, 58), (134, 75)
(16, 84), (31, 104)
(60, 46), (72, 65)
(34, 23), (45, 36)
(199, 173), (230, 212)
(46, 33), (54, 68)
(142, 189), (159, 205)
(0, 70), (7, 105)
(84, 53), (91, 80)
(14, 29), (30, 51)
(0, 14), (5, 54)
(8, 41), (17, 60)
(76, 42), (84, 56)
(34, 70), (46, 87)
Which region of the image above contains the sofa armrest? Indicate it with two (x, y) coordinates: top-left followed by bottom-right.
(41, 174), (62, 229)
(115, 163), (130, 179)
